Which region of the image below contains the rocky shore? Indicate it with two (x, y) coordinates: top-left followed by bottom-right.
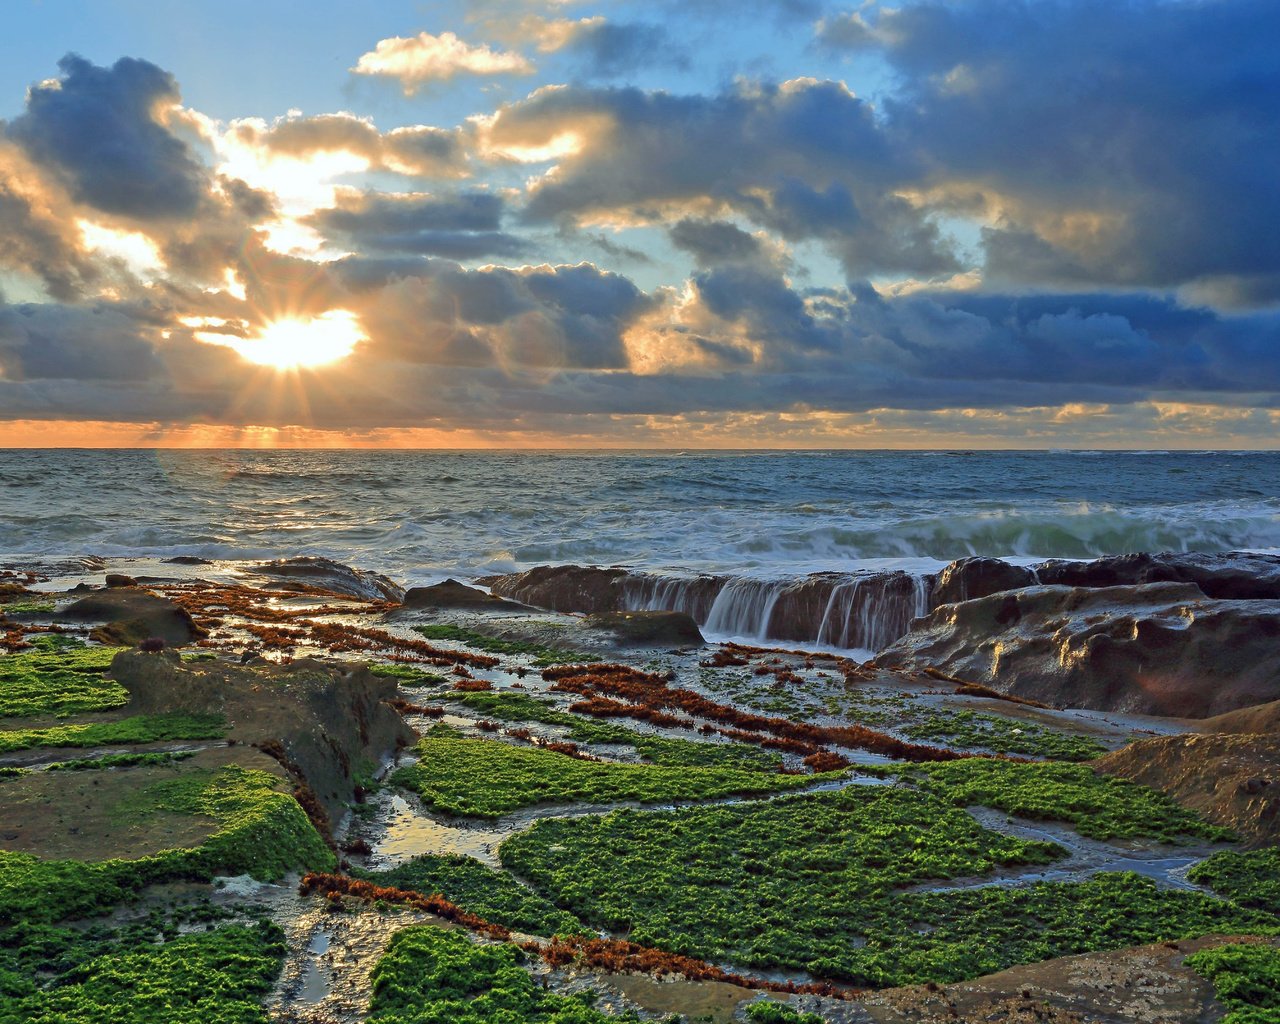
(0, 551), (1276, 1023)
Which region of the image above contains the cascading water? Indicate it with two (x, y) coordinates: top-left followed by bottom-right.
(621, 570), (935, 651)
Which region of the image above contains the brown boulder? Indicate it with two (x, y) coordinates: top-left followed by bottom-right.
(874, 582), (1280, 716)
(584, 610), (705, 646)
(481, 565), (630, 613)
(931, 557), (1037, 607)
(60, 587), (205, 647)
(399, 579), (530, 612)
(1035, 551), (1280, 600)
(105, 573), (137, 588)
(248, 556), (404, 602)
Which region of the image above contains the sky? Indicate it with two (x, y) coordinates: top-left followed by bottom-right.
(0, 0), (1277, 448)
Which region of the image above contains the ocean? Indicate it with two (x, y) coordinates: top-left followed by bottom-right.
(2, 449), (1277, 587)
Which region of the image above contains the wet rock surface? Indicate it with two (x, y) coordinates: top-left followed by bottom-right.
(931, 557), (1038, 607)
(110, 650), (415, 823)
(1035, 550), (1280, 600)
(584, 610), (705, 646)
(248, 556), (405, 603)
(874, 583), (1280, 716)
(400, 578), (531, 612)
(60, 586), (206, 646)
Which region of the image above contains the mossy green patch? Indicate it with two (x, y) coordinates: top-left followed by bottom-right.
(1189, 847), (1280, 912)
(356, 853), (585, 936)
(0, 920), (286, 1023)
(0, 764), (335, 923)
(1187, 942), (1280, 1024)
(0, 639), (126, 718)
(439, 691), (781, 770)
(45, 750), (196, 772)
(369, 663), (449, 686)
(903, 711), (1106, 762)
(0, 712), (226, 753)
(391, 728), (819, 818)
(745, 1002), (824, 1024)
(369, 924), (631, 1024)
(500, 786), (1275, 986)
(412, 625), (599, 666)
(894, 759), (1235, 842)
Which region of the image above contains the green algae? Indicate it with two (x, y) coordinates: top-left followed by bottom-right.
(412, 625), (599, 666)
(0, 764), (335, 924)
(1187, 942), (1280, 1024)
(902, 711), (1107, 761)
(356, 853), (585, 937)
(0, 920), (286, 1023)
(0, 712), (226, 754)
(0, 639), (127, 719)
(500, 784), (1274, 986)
(1188, 847), (1280, 912)
(892, 759), (1236, 842)
(369, 924), (633, 1024)
(390, 727), (821, 818)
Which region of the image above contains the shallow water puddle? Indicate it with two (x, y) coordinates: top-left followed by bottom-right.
(297, 929), (332, 1003)
(372, 794), (511, 867)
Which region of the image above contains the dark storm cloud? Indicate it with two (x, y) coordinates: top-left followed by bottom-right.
(0, 302), (163, 381)
(834, 0), (1280, 300)
(7, 55), (209, 220)
(490, 78), (953, 277)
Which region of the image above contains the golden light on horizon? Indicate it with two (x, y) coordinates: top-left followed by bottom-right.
(197, 310), (367, 370)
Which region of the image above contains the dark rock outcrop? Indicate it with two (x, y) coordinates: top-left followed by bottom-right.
(931, 557), (1038, 607)
(399, 579), (530, 612)
(104, 573), (137, 588)
(874, 583), (1280, 717)
(110, 650), (414, 823)
(584, 610), (705, 647)
(481, 565), (630, 614)
(1035, 551), (1280, 600)
(164, 555), (212, 566)
(60, 587), (205, 646)
(248, 556), (404, 603)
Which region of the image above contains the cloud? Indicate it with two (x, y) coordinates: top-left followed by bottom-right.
(832, 0), (1280, 301)
(7, 55), (209, 221)
(485, 78), (954, 277)
(306, 189), (528, 259)
(351, 31), (534, 93)
(227, 112), (472, 179)
(552, 20), (690, 78)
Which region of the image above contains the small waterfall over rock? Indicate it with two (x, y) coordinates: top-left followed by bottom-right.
(621, 570), (935, 651)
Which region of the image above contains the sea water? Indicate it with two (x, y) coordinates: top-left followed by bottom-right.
(1, 449), (1276, 586)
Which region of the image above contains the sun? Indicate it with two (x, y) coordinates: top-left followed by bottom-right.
(208, 310), (367, 370)
(240, 310), (367, 370)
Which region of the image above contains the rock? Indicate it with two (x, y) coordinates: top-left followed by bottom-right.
(109, 650), (414, 823)
(481, 565), (630, 614)
(1035, 551), (1280, 600)
(874, 583), (1280, 716)
(1097, 732), (1280, 845)
(105, 573), (137, 588)
(1198, 699), (1280, 735)
(931, 557), (1038, 607)
(60, 587), (206, 647)
(584, 610), (705, 646)
(399, 579), (530, 612)
(164, 555), (212, 565)
(247, 556), (404, 603)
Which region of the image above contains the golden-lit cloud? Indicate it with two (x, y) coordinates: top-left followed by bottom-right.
(351, 32), (534, 93)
